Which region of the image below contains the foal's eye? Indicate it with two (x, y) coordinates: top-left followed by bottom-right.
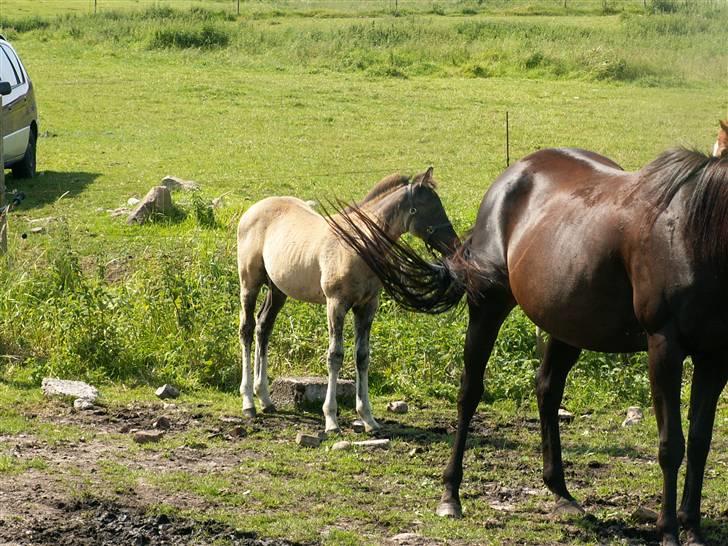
(426, 227), (434, 234)
(409, 207), (417, 215)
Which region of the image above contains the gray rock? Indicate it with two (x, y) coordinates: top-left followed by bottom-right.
(622, 406), (644, 427)
(73, 398), (95, 411)
(127, 186), (173, 225)
(160, 175), (200, 192)
(270, 376), (355, 411)
(133, 430), (165, 444)
(155, 384), (180, 399)
(42, 378), (99, 402)
(30, 226), (44, 234)
(631, 506), (658, 523)
(331, 440), (352, 451)
(295, 432), (321, 448)
(127, 197), (140, 206)
(387, 400), (409, 414)
(152, 416), (171, 430)
(389, 532), (422, 545)
(228, 425), (247, 438)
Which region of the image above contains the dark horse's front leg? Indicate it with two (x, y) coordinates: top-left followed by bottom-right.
(648, 327), (686, 546)
(437, 291), (514, 518)
(678, 355), (728, 546)
(536, 337), (583, 515)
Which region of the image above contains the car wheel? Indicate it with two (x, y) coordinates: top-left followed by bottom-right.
(11, 128), (36, 179)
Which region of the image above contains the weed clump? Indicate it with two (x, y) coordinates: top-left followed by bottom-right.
(147, 23), (230, 50)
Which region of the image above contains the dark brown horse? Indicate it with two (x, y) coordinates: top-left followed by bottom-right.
(329, 147), (728, 546)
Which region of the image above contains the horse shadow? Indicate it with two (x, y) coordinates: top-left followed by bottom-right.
(573, 513), (728, 546)
(5, 170), (99, 210)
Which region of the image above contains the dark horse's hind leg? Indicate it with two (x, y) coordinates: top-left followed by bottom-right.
(437, 291), (514, 518)
(678, 355), (728, 546)
(648, 327), (686, 546)
(535, 338), (583, 515)
(254, 283), (288, 413)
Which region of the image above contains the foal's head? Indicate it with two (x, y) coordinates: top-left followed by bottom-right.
(402, 167), (459, 254)
(714, 119), (728, 158)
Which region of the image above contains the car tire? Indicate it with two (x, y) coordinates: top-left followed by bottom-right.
(11, 127), (36, 179)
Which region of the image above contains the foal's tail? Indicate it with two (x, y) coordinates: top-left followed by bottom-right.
(325, 204), (471, 314)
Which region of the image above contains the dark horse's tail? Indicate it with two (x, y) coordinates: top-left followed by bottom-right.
(325, 204), (470, 314)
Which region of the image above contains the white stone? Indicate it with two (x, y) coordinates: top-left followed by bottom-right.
(160, 175), (200, 192)
(73, 398), (95, 411)
(42, 378), (99, 402)
(558, 408), (574, 422)
(622, 406), (644, 427)
(352, 438), (390, 449)
(331, 441), (352, 451)
(387, 400), (409, 414)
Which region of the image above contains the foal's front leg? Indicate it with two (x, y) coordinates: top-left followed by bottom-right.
(323, 298), (349, 433)
(353, 297), (380, 432)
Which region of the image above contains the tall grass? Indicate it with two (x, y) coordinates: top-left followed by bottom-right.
(0, 217), (651, 411)
(1, 5), (725, 85)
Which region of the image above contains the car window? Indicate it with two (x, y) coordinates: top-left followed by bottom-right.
(2, 45), (25, 84)
(0, 46), (20, 86)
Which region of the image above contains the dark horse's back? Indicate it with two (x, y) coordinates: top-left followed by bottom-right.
(468, 147), (653, 353)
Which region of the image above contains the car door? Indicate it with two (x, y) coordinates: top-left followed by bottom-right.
(0, 43), (30, 163)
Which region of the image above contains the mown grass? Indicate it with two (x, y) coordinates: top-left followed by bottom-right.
(0, 3), (725, 416)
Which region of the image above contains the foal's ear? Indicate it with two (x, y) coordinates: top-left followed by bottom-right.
(720, 119), (728, 133)
(423, 166), (434, 184)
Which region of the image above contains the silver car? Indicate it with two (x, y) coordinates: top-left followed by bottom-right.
(0, 35), (37, 178)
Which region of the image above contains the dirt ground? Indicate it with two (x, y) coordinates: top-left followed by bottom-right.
(1, 395), (726, 545)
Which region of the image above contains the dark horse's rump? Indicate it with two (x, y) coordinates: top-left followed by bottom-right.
(329, 147), (728, 546)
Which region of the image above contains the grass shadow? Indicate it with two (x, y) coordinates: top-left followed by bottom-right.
(6, 170), (100, 210)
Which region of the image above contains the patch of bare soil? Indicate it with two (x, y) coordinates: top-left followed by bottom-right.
(0, 495), (310, 546)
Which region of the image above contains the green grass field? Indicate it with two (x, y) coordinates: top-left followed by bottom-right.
(0, 1), (727, 544)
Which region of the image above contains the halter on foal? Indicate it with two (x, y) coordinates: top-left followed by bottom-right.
(236, 167), (457, 433)
(331, 147), (728, 546)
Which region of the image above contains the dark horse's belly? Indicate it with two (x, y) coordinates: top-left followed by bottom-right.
(475, 148), (649, 354)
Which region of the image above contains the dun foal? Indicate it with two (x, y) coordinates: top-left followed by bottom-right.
(236, 168), (457, 432)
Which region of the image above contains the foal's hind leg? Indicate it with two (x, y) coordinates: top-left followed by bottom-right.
(678, 356), (728, 546)
(254, 283), (287, 413)
(353, 297), (380, 432)
(322, 298), (350, 433)
(239, 279), (263, 419)
(437, 292), (514, 518)
(535, 338), (583, 515)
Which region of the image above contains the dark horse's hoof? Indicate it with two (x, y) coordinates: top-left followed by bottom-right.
(551, 497), (585, 517)
(436, 501), (462, 519)
(685, 530), (706, 546)
(242, 407), (257, 420)
(261, 404), (277, 414)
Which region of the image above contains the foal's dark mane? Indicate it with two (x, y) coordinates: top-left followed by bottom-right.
(354, 174), (410, 209)
(347, 170), (439, 212)
(645, 147), (728, 272)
